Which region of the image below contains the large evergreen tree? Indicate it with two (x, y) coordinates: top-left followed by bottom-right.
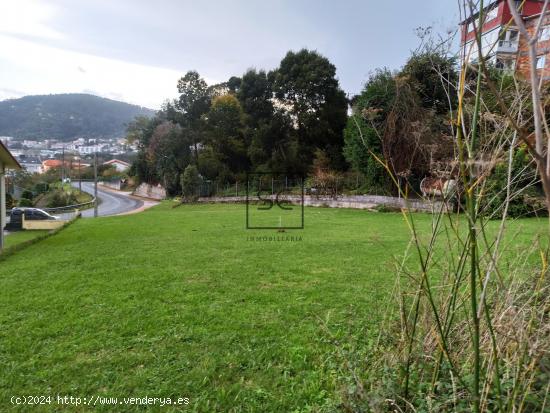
(271, 49), (348, 172)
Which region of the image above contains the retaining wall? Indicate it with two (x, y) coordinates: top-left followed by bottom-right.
(197, 195), (450, 212)
(99, 180), (122, 191)
(133, 183), (167, 200)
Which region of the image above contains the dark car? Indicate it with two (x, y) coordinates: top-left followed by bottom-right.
(5, 208), (59, 231)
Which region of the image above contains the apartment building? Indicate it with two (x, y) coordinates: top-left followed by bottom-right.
(460, 0), (546, 73)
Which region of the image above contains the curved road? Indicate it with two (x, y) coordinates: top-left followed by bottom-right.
(73, 182), (144, 217)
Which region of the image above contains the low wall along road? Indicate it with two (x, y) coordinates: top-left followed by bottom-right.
(197, 194), (450, 213)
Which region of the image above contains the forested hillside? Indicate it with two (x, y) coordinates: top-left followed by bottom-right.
(0, 93), (155, 141)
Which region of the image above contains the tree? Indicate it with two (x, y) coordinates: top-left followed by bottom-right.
(401, 52), (458, 115)
(176, 71), (210, 120)
(343, 114), (389, 193)
(343, 69), (396, 192)
(238, 69), (274, 127)
(344, 54), (456, 194)
(227, 76), (242, 94)
(180, 164), (202, 201)
(206, 95), (248, 177)
(127, 115), (164, 183)
(248, 109), (299, 174)
(147, 121), (193, 195)
(271, 49), (348, 171)
(175, 71), (211, 159)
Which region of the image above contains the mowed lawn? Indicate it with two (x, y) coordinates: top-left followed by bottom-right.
(3, 230), (49, 249)
(0, 204), (545, 412)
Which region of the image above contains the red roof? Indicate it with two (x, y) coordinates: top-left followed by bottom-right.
(42, 159), (63, 167)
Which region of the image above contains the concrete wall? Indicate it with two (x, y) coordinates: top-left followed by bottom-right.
(133, 183), (167, 200)
(197, 194), (450, 213)
(22, 216), (66, 230)
(100, 180), (122, 191)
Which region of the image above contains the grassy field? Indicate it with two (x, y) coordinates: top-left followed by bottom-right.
(0, 204), (546, 412)
(3, 230), (49, 249)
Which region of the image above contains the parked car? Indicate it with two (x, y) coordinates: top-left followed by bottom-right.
(5, 208), (60, 231)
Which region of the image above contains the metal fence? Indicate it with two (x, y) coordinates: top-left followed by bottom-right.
(196, 174), (409, 200)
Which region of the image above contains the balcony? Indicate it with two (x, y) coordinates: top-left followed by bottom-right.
(497, 40), (519, 53)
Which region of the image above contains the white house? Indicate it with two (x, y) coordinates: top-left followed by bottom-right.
(17, 156), (43, 174)
(0, 141), (22, 250)
(103, 159), (130, 172)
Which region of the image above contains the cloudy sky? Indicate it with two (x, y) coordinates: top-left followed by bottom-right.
(0, 0), (460, 109)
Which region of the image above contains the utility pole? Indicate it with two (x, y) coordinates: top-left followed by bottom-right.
(78, 157), (81, 192)
(61, 145), (65, 183)
(94, 151), (98, 217)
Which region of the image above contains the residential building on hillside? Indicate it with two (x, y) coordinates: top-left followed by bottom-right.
(516, 12), (550, 77)
(17, 155), (43, 174)
(41, 159), (89, 173)
(460, 0), (546, 73)
(42, 159), (63, 172)
(103, 159), (130, 172)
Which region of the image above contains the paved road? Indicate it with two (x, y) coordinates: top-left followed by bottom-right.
(73, 182), (144, 217)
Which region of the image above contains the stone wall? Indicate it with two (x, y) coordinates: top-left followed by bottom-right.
(99, 180), (121, 191)
(133, 183), (167, 200)
(197, 195), (450, 213)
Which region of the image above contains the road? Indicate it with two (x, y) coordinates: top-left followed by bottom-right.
(73, 181), (144, 217)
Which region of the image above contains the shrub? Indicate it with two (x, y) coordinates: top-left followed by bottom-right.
(21, 190), (34, 200)
(18, 198), (33, 207)
(34, 182), (50, 194)
(35, 189), (79, 208)
(5, 192), (16, 209)
(483, 148), (544, 218)
(180, 165), (202, 201)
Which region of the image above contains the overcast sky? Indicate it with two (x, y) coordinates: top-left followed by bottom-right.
(0, 0), (461, 109)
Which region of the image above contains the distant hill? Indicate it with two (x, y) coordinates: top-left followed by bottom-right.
(0, 93), (156, 141)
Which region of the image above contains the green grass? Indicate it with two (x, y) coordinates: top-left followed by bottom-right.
(0, 204), (546, 412)
(3, 230), (49, 249)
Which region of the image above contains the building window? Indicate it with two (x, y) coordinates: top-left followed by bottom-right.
(496, 58), (516, 71)
(486, 7), (498, 22)
(536, 55), (546, 69)
(499, 28), (519, 49)
(540, 26), (550, 41)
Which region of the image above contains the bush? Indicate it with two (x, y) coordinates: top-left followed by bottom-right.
(483, 148), (545, 218)
(34, 189), (79, 208)
(5, 192), (16, 209)
(18, 198), (33, 207)
(180, 165), (202, 202)
(21, 190), (34, 201)
(34, 182), (49, 194)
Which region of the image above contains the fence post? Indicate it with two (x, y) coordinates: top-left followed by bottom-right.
(236, 181), (238, 197)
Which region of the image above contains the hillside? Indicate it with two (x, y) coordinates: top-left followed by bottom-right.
(0, 94), (155, 141)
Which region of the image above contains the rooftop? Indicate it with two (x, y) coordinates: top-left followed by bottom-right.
(0, 140), (22, 170)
